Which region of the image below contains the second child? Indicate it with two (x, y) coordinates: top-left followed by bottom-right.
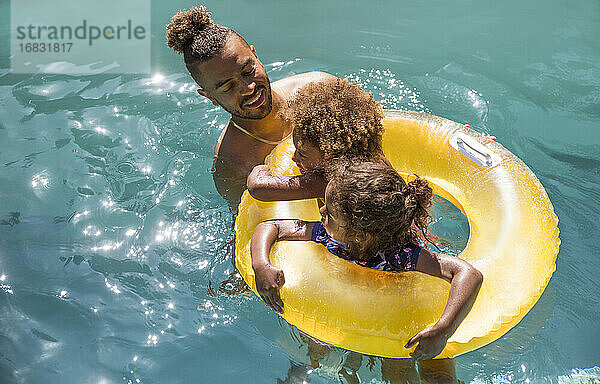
(250, 162), (483, 360)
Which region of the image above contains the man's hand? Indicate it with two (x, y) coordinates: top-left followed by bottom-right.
(404, 324), (449, 361)
(254, 263), (285, 313)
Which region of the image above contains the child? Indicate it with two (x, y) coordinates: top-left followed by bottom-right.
(250, 162), (483, 361)
(246, 77), (388, 201)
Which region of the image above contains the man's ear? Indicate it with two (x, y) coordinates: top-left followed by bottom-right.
(197, 89), (220, 107)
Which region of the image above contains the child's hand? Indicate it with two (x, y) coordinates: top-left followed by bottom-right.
(404, 324), (449, 360)
(254, 263), (285, 314)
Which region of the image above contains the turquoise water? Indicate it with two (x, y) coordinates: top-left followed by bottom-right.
(1, 0), (599, 383)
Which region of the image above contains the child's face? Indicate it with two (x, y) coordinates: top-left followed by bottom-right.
(321, 182), (348, 242)
(292, 131), (324, 173)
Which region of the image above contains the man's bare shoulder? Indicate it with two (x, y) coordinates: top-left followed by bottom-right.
(272, 71), (337, 95)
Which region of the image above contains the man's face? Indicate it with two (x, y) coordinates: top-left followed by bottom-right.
(192, 35), (272, 120)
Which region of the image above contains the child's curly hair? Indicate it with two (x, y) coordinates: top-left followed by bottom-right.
(328, 162), (433, 260)
(284, 78), (384, 162)
(166, 6), (240, 68)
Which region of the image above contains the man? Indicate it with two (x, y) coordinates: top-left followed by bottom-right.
(166, 10), (341, 382)
(166, 6), (335, 203)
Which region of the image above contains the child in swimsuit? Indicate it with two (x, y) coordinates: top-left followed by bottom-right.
(246, 77), (388, 201)
(250, 161), (483, 361)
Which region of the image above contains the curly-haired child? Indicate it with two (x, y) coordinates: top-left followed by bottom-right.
(250, 162), (483, 361)
(247, 77), (388, 200)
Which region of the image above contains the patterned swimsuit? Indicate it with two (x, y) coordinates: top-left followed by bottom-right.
(310, 222), (420, 271)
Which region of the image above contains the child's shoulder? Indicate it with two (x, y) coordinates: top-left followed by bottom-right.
(368, 243), (421, 272)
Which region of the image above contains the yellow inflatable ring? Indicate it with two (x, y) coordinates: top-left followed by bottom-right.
(235, 110), (559, 358)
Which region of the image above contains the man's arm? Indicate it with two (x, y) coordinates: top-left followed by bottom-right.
(405, 249), (483, 360)
(247, 165), (327, 201)
(212, 156), (249, 206)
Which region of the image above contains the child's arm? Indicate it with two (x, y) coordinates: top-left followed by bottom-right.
(405, 248), (483, 360)
(247, 165), (327, 201)
(251, 219), (315, 313)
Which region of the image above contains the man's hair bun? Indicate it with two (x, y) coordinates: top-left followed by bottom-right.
(166, 6), (214, 54)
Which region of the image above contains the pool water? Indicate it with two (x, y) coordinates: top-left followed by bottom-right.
(1, 0), (599, 383)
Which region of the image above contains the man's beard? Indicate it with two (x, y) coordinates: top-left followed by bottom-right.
(226, 83), (273, 120)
